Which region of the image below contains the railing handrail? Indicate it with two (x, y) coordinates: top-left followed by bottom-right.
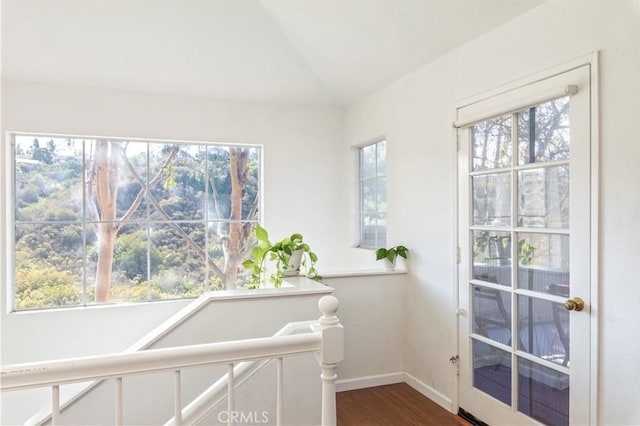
(165, 320), (318, 425)
(1, 295), (343, 426)
(17, 286), (332, 426)
(1, 331), (321, 392)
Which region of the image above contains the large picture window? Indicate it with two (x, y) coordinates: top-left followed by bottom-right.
(11, 134), (261, 310)
(359, 139), (386, 249)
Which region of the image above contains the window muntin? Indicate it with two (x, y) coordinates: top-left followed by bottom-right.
(359, 140), (386, 248)
(12, 134), (261, 310)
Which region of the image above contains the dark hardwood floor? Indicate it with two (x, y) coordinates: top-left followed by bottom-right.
(337, 383), (470, 426)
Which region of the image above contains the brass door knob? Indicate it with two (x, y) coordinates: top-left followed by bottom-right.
(564, 297), (585, 311)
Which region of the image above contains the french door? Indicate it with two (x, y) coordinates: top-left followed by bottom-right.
(457, 64), (594, 425)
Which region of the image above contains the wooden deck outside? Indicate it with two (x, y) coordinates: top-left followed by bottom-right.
(337, 383), (470, 426)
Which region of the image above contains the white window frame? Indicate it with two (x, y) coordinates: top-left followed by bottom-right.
(358, 139), (386, 249)
(6, 131), (262, 311)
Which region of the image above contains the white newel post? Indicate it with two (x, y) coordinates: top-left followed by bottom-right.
(317, 295), (344, 426)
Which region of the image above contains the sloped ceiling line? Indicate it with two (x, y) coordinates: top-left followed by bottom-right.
(1, 0), (545, 106)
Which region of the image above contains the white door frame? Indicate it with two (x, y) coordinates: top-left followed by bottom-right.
(452, 52), (599, 425)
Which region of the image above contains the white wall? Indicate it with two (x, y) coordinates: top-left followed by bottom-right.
(345, 0), (640, 424)
(325, 273), (406, 385)
(0, 80), (348, 370)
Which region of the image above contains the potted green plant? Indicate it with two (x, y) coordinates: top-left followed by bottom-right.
(242, 224), (322, 288)
(375, 245), (409, 271)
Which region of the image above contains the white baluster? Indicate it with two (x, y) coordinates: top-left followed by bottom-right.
(52, 385), (60, 426)
(317, 295), (344, 426)
(116, 377), (123, 426)
(276, 357), (283, 426)
(319, 363), (337, 426)
(227, 363), (235, 426)
(174, 370), (182, 425)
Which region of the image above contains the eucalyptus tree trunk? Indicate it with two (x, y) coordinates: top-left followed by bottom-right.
(223, 148), (250, 289)
(92, 140), (120, 302)
(89, 141), (180, 302)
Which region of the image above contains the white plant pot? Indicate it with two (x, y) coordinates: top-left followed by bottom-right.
(382, 257), (396, 271)
(282, 249), (303, 276)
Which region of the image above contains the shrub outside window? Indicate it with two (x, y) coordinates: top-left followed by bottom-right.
(11, 134), (261, 310)
(359, 140), (386, 249)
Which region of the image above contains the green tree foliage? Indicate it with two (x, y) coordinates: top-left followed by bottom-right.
(29, 137), (56, 164)
(32, 147), (53, 164)
(16, 265), (81, 309)
(113, 231), (161, 280)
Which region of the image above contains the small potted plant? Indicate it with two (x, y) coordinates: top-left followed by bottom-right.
(242, 224), (322, 288)
(270, 233), (320, 279)
(375, 245), (409, 271)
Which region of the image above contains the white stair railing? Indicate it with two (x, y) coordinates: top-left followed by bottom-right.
(1, 295), (343, 426)
(166, 320), (317, 425)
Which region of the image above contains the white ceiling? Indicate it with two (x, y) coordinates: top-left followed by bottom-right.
(1, 0), (544, 106)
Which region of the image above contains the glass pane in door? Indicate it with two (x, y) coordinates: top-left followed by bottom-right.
(472, 115), (512, 171)
(517, 233), (570, 293)
(517, 97), (570, 165)
(473, 339), (512, 406)
(518, 358), (569, 426)
(473, 173), (511, 227)
(472, 286), (512, 345)
(472, 231), (511, 286)
(517, 295), (570, 366)
(518, 166), (570, 228)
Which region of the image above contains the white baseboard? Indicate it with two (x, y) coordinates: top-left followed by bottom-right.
(336, 372), (404, 392)
(336, 371), (454, 415)
(403, 372), (453, 413)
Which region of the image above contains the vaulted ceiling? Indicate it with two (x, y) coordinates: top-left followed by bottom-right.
(1, 0), (544, 106)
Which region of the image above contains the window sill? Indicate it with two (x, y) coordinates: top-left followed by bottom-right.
(320, 269), (408, 279)
(7, 278), (333, 315)
(198, 277), (333, 301)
